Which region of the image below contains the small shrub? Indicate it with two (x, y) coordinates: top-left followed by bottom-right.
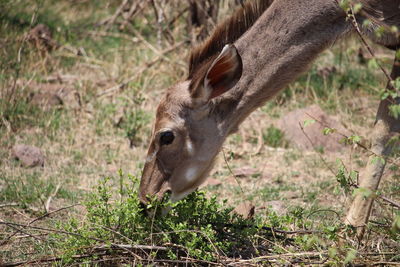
(262, 125), (288, 148)
(54, 172), (262, 264)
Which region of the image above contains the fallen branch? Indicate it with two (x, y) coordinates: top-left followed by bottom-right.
(29, 203), (81, 225)
(45, 183), (61, 213)
(99, 0), (129, 27)
(0, 203), (19, 208)
(3, 255), (222, 267)
(227, 251), (328, 265)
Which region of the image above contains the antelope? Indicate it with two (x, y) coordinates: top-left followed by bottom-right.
(139, 0), (400, 233)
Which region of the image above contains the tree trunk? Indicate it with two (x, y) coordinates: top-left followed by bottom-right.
(346, 56), (400, 239)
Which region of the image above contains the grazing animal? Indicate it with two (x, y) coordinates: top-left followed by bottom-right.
(139, 0), (400, 229)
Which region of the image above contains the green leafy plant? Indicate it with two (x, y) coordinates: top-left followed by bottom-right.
(335, 161), (357, 194)
(263, 125), (288, 148)
(54, 171), (262, 264)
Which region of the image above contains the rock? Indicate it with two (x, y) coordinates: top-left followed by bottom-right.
(233, 166), (258, 178)
(226, 177), (238, 185)
(28, 82), (78, 109)
(277, 105), (350, 152)
(317, 66), (337, 78)
(284, 191), (300, 199)
(12, 144), (44, 167)
(233, 201), (255, 219)
(26, 24), (57, 52)
(30, 91), (63, 107)
(265, 200), (288, 216)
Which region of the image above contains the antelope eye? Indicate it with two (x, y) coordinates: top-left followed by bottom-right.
(160, 131), (174, 146)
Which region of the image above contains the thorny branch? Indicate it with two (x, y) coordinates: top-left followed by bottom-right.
(298, 119), (400, 210)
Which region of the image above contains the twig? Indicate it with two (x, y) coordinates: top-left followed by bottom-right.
(222, 222), (321, 235)
(101, 0), (129, 27)
(0, 223), (44, 246)
(298, 121), (336, 175)
(86, 30), (141, 42)
(1, 204), (81, 245)
(263, 227), (321, 235)
(0, 203), (19, 208)
(45, 182), (61, 213)
(0, 220), (174, 251)
(150, 0), (164, 48)
(230, 251), (328, 264)
(221, 148), (246, 196)
(96, 40), (185, 97)
(346, 5), (393, 84)
(378, 195), (400, 209)
(300, 114), (400, 209)
(167, 6), (189, 28)
(127, 26), (175, 64)
(335, 0), (399, 100)
(119, 1), (144, 30)
(304, 112), (400, 170)
(95, 243), (168, 251)
(299, 119), (400, 209)
(1, 252), (108, 267)
(29, 203), (81, 225)
(0, 220), (104, 242)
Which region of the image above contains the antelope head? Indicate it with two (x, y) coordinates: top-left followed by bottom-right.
(139, 44), (243, 204)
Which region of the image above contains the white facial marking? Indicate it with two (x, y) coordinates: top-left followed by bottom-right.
(146, 150), (157, 163)
(185, 166), (198, 182)
(186, 139), (194, 156)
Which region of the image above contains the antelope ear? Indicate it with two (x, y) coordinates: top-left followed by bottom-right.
(189, 44), (242, 107)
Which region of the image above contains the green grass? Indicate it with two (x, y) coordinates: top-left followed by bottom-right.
(262, 125), (288, 148)
(0, 170), (79, 211)
(250, 184), (297, 201)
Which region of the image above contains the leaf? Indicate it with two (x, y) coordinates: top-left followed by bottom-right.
(323, 127), (335, 135)
(394, 77), (400, 90)
(368, 58), (379, 69)
(374, 26), (386, 38)
(380, 90), (390, 100)
(392, 215), (400, 233)
(352, 187), (373, 199)
(362, 19), (372, 27)
(389, 104), (400, 119)
(347, 135), (361, 145)
(349, 170), (359, 182)
(353, 3), (362, 13)
(371, 156), (385, 165)
(328, 247), (338, 258)
(339, 0), (350, 11)
(303, 119), (316, 127)
(344, 248), (357, 264)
